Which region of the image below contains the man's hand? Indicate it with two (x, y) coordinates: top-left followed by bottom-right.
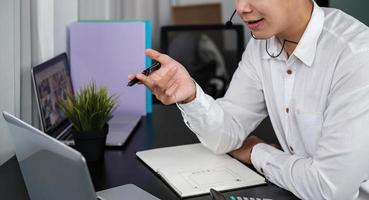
(230, 135), (265, 165)
(128, 49), (196, 105)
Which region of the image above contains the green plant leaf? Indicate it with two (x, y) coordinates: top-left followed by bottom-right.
(58, 81), (118, 133)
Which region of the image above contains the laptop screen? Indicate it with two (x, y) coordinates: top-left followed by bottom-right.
(32, 53), (74, 134)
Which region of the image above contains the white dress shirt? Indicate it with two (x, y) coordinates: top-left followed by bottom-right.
(178, 2), (369, 200)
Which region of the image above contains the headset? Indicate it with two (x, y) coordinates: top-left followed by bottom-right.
(225, 9), (237, 29)
(226, 9), (298, 58)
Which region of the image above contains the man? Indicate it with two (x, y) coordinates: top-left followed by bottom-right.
(129, 0), (369, 199)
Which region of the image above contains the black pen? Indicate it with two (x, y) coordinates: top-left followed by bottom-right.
(127, 61), (161, 86)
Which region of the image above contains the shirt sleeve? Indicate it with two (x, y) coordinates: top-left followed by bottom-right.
(251, 52), (369, 200)
(177, 41), (268, 154)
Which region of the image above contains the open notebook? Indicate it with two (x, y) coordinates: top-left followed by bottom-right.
(136, 143), (266, 198)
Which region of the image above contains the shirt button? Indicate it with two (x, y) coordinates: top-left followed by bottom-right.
(285, 107), (289, 113)
(289, 146), (294, 153)
(287, 69), (293, 75)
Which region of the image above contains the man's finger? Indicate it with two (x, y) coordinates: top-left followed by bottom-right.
(128, 74), (136, 80)
(155, 66), (178, 89)
(145, 49), (172, 65)
(135, 73), (155, 89)
(161, 84), (178, 105)
(165, 83), (178, 98)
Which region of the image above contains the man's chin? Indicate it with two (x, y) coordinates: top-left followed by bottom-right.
(251, 31), (273, 40)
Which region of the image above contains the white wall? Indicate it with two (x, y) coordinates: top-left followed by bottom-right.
(54, 0), (79, 55)
(0, 0), (20, 165)
(79, 0), (114, 20)
(31, 0), (78, 65)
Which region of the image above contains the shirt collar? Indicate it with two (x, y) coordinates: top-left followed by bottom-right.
(261, 1), (325, 67)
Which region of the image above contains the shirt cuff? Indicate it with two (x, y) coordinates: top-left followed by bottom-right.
(177, 83), (211, 115)
(250, 143), (275, 175)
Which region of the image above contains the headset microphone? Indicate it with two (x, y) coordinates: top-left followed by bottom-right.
(225, 9), (237, 29)
(226, 9), (298, 58)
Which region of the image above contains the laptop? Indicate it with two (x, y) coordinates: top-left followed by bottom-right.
(2, 111), (159, 200)
(31, 53), (141, 146)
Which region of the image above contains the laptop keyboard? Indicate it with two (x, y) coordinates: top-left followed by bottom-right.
(59, 131), (73, 140)
(65, 133), (73, 140)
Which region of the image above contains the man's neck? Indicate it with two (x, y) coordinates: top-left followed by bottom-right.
(278, 1), (314, 57)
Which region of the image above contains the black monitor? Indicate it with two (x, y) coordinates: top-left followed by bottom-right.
(161, 24), (245, 99)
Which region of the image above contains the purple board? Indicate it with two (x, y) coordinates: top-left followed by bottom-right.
(69, 22), (147, 116)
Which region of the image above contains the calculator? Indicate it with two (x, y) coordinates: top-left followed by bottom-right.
(210, 188), (272, 200)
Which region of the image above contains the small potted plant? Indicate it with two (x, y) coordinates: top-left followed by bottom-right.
(60, 82), (117, 162)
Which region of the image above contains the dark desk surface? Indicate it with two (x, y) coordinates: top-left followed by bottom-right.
(88, 105), (298, 200)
